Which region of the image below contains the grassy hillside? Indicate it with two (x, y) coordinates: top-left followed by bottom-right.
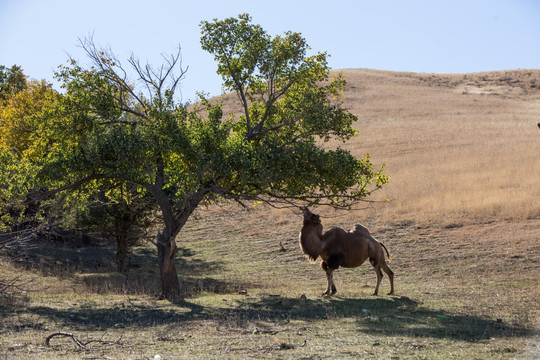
(335, 69), (540, 226)
(1, 69), (539, 359)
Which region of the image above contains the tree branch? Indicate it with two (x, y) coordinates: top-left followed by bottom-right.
(127, 46), (188, 106)
(45, 332), (91, 351)
(78, 38), (148, 115)
(45, 331), (123, 351)
(217, 43), (252, 136)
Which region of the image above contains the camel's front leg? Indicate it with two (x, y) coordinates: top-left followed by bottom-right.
(321, 261), (337, 296)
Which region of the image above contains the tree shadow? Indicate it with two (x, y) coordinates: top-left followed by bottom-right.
(71, 246), (243, 297)
(312, 296), (531, 341)
(5, 236), (246, 298)
(16, 294), (534, 342)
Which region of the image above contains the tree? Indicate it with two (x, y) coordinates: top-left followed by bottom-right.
(0, 81), (152, 268)
(72, 182), (154, 272)
(0, 79), (64, 240)
(0, 79), (62, 154)
(7, 14), (387, 301)
(0, 65), (27, 102)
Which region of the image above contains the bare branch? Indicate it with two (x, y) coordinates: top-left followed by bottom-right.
(45, 331), (123, 351)
(0, 275), (35, 297)
(77, 37), (190, 115)
(45, 332), (91, 351)
(76, 37), (148, 117)
(127, 45), (188, 105)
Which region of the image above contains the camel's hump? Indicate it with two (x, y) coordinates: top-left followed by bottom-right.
(353, 223), (371, 236)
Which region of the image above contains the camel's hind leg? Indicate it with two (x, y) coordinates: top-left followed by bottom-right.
(321, 261), (337, 296)
(369, 256), (385, 296)
(372, 266), (383, 296)
(371, 257), (394, 295)
(382, 262), (394, 295)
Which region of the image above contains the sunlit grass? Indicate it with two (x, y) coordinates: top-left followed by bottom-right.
(327, 69), (540, 226)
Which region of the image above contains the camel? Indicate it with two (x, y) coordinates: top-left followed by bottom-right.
(299, 208), (394, 296)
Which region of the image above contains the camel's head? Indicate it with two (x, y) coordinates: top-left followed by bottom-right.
(303, 208), (321, 225)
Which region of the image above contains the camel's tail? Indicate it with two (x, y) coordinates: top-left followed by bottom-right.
(380, 242), (391, 263)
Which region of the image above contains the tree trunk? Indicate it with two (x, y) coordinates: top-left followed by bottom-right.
(157, 230), (181, 301)
(116, 233), (128, 273)
(146, 181), (209, 302)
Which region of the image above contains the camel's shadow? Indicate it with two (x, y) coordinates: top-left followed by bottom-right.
(215, 294), (531, 342)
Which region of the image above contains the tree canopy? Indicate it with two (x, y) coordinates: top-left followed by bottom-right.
(0, 65), (27, 102)
(0, 14), (387, 301)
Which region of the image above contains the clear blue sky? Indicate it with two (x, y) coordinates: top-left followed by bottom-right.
(1, 0), (539, 102)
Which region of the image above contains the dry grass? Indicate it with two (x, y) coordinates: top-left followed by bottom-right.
(1, 69), (540, 359)
(333, 69), (540, 226)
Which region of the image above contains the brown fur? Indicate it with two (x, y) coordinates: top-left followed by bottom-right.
(299, 208), (394, 296)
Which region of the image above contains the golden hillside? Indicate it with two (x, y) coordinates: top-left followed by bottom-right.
(334, 69), (540, 225)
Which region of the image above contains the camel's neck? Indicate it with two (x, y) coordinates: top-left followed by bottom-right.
(301, 222), (323, 238)
(300, 223), (324, 261)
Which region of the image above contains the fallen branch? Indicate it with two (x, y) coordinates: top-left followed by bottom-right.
(45, 331), (123, 351)
(45, 332), (90, 351)
(0, 276), (34, 297)
(0, 276), (22, 296)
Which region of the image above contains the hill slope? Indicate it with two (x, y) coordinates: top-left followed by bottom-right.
(335, 69), (540, 225)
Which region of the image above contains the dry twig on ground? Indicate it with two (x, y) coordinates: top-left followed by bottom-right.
(45, 332), (123, 352)
(45, 332), (91, 351)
